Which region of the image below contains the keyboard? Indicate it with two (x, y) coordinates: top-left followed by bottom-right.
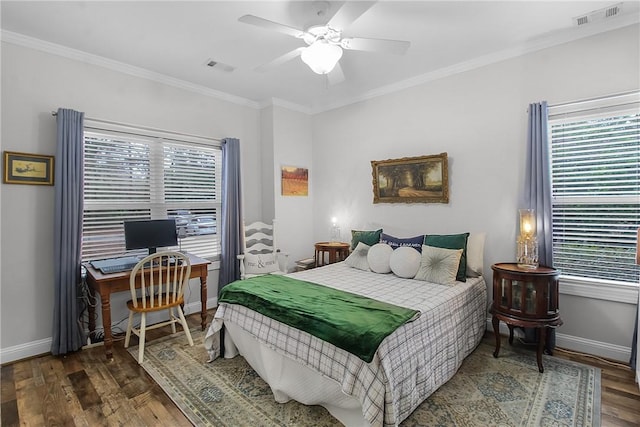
(90, 256), (140, 274)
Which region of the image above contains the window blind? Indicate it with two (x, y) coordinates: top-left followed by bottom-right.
(82, 129), (221, 261)
(548, 92), (640, 284)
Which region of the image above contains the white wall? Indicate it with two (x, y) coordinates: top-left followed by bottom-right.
(271, 106), (315, 270)
(0, 42), (263, 361)
(311, 24), (640, 360)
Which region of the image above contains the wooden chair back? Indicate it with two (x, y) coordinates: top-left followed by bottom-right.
(129, 251), (192, 311)
(243, 220), (278, 256)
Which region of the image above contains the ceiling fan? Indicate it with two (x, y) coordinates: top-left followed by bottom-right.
(238, 1), (410, 84)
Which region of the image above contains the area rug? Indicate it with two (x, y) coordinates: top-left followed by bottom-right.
(128, 329), (601, 426)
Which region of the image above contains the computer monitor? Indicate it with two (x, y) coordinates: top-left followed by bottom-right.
(124, 219), (178, 255)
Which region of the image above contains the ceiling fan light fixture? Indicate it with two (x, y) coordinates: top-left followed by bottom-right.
(301, 40), (343, 74)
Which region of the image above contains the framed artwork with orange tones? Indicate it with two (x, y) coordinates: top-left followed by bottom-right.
(281, 166), (308, 196)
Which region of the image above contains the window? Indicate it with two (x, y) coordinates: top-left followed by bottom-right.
(82, 125), (221, 261)
(548, 92), (639, 285)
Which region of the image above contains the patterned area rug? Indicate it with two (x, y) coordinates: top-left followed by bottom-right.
(128, 329), (601, 426)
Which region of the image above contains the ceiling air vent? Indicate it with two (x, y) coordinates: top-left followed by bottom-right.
(573, 2), (622, 26)
(575, 15), (590, 26)
(204, 59), (235, 72)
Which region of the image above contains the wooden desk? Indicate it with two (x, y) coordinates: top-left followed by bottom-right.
(315, 242), (350, 267)
(84, 252), (211, 359)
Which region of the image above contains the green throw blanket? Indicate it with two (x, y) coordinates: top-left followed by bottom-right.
(218, 275), (420, 362)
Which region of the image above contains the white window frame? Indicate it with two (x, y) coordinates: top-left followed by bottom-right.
(548, 91), (640, 302)
(81, 120), (222, 262)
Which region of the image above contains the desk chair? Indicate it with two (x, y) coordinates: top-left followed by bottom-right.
(237, 220), (289, 280)
(124, 251), (194, 363)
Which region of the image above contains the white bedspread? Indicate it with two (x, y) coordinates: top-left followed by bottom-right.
(207, 262), (487, 426)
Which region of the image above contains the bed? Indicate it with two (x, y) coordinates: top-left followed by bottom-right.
(205, 234), (487, 427)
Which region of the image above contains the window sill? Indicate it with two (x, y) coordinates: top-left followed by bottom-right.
(559, 275), (638, 304)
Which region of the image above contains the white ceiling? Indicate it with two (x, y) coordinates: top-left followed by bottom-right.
(2, 1), (639, 113)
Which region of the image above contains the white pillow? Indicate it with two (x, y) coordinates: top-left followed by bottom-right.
(244, 253), (279, 275)
(389, 246), (421, 278)
(367, 243), (393, 273)
(466, 232), (486, 277)
(344, 242), (371, 271)
(414, 245), (463, 285)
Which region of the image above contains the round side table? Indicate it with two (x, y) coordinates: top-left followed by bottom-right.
(490, 263), (562, 373)
(314, 242), (350, 267)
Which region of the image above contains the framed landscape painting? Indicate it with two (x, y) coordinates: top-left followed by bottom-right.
(371, 153), (448, 204)
(281, 166), (308, 196)
(3, 151), (54, 185)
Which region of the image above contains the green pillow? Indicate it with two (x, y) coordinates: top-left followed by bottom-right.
(423, 233), (470, 282)
(350, 229), (382, 250)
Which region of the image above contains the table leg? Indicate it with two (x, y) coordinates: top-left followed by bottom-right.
(537, 327), (546, 373)
(507, 324), (515, 345)
(200, 274), (208, 331)
(87, 284), (96, 342)
(329, 249), (337, 264)
(100, 290), (114, 360)
(491, 315), (501, 358)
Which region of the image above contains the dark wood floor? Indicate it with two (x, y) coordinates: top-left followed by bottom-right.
(2, 311), (639, 426)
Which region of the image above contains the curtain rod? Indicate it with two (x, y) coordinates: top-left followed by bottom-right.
(51, 111), (222, 143)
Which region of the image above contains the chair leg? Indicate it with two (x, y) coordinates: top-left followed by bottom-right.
(176, 306), (194, 347)
(169, 307), (177, 334)
(138, 313), (147, 364)
(124, 311), (134, 348)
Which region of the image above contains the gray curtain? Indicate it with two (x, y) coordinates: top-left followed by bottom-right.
(523, 101), (556, 351)
(524, 101), (553, 267)
(218, 138), (243, 293)
(51, 108), (85, 355)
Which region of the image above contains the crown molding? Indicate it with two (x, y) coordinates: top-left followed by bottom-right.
(260, 98), (312, 115)
(1, 30), (261, 110)
(311, 14), (640, 114)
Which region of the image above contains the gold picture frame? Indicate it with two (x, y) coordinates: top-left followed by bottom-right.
(3, 151), (55, 185)
(371, 153), (448, 204)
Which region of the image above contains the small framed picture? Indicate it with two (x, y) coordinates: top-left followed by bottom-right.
(3, 151), (55, 185)
(281, 166), (309, 196)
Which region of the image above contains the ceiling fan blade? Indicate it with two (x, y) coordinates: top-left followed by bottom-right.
(238, 14), (307, 39)
(255, 47), (305, 72)
(326, 62), (345, 86)
(327, 1), (376, 30)
(341, 37), (410, 55)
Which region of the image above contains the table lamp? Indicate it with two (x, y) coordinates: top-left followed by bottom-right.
(517, 209), (539, 268)
(330, 217), (341, 243)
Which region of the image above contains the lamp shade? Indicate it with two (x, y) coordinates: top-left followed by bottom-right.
(301, 41), (343, 74)
(517, 208), (538, 269)
(519, 209), (536, 238)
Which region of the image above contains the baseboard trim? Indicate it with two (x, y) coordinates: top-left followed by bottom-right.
(486, 317), (631, 363)
(0, 337), (52, 365)
(1, 297), (219, 365)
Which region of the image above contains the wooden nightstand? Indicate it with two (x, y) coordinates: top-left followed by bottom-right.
(490, 263), (562, 373)
(314, 242), (350, 267)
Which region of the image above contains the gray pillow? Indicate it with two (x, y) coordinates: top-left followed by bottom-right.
(344, 242), (371, 271)
(414, 245), (463, 285)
